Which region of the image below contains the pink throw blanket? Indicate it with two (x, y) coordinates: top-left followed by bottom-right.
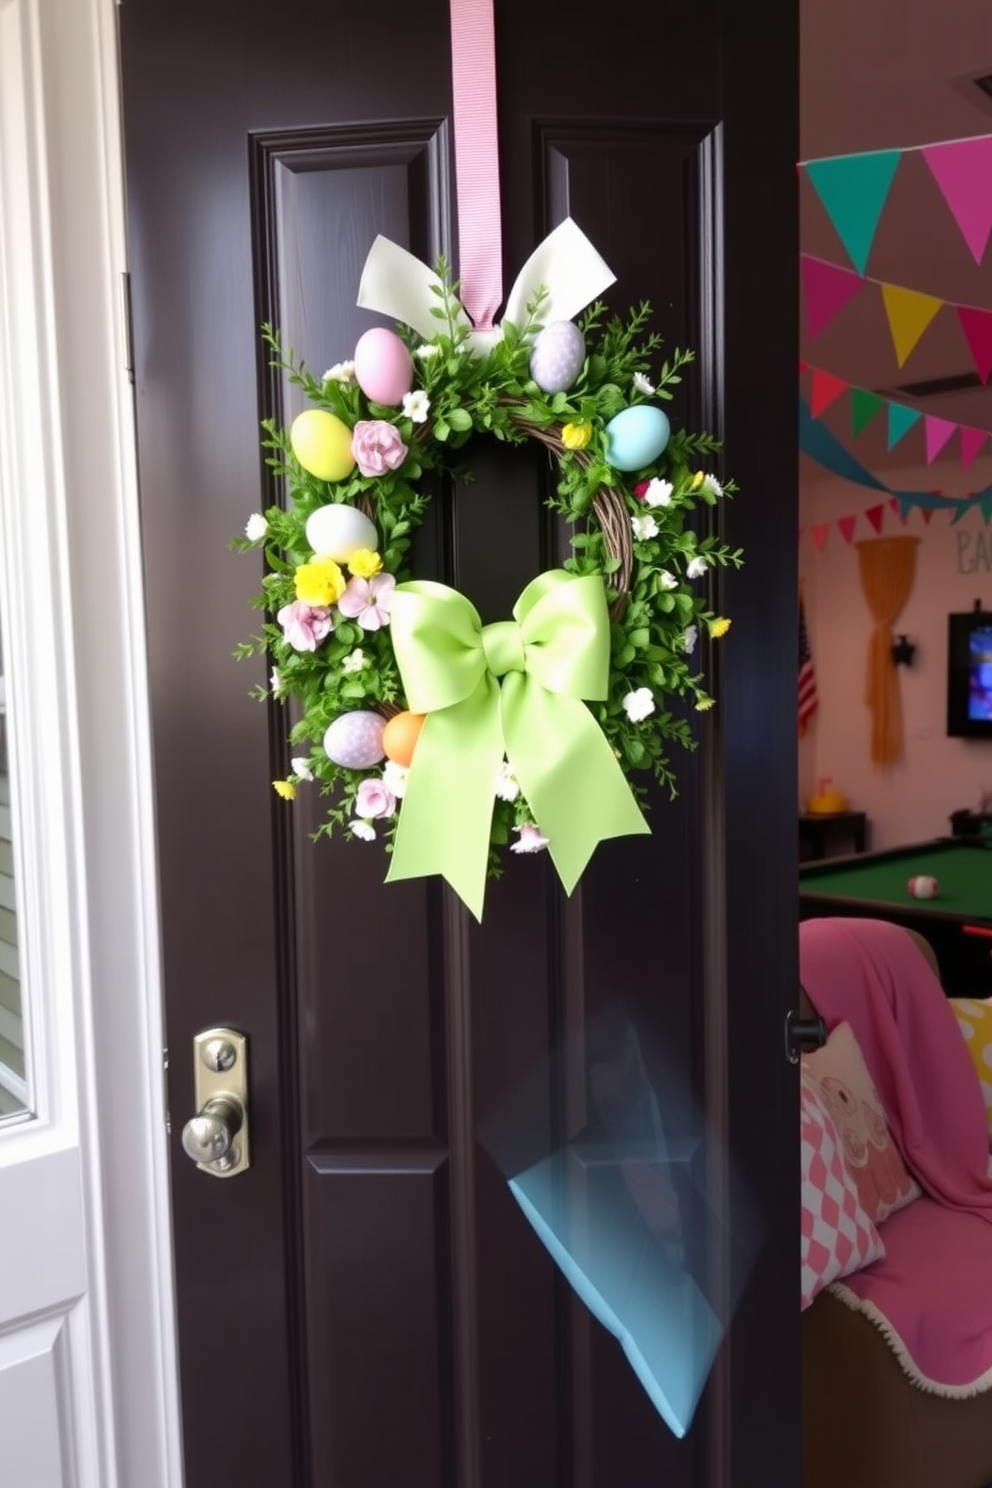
(800, 916), (992, 1392)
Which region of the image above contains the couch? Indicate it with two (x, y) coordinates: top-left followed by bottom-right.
(800, 927), (992, 1488)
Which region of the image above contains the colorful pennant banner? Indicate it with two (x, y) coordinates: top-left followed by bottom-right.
(799, 486), (992, 553)
(800, 133), (992, 273)
(799, 395), (992, 518)
(801, 253), (992, 382)
(801, 363), (990, 469)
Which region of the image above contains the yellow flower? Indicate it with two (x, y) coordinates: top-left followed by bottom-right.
(272, 779), (297, 801)
(295, 556), (346, 606)
(561, 421), (592, 450)
(695, 697), (715, 712)
(708, 616), (732, 638)
(690, 470), (705, 491)
(347, 548), (383, 579)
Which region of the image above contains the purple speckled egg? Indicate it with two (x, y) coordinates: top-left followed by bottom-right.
(323, 710), (386, 769)
(529, 320), (586, 394)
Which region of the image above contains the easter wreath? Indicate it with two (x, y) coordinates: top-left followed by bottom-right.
(233, 227), (741, 920)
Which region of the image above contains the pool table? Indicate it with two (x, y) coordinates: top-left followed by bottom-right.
(799, 837), (992, 997)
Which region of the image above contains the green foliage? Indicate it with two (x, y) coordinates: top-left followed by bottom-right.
(236, 266), (741, 856)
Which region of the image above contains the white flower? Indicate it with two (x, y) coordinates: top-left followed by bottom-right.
(633, 371), (656, 396)
(495, 760), (521, 803)
(402, 389), (430, 423)
(382, 759), (409, 799)
(681, 624), (698, 655)
(245, 512), (268, 541)
(702, 474), (723, 497)
(342, 648), (367, 674)
(686, 556), (708, 579)
(415, 343), (440, 360)
(351, 820), (376, 842)
(643, 479), (673, 508)
(631, 514), (659, 541)
(622, 687), (655, 723)
(510, 823), (550, 854)
(270, 668), (285, 697)
(659, 570), (678, 590)
(291, 757), (314, 781)
(323, 361), (355, 384)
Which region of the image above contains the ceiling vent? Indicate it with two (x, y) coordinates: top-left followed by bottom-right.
(876, 370), (983, 400)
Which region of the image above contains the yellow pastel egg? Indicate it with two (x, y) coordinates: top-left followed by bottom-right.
(382, 710), (426, 768)
(290, 409), (356, 483)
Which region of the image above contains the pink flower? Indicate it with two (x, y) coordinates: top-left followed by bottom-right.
(351, 419), (408, 477)
(277, 599), (333, 652)
(354, 778), (397, 819)
(337, 572), (396, 631)
(510, 823), (550, 855)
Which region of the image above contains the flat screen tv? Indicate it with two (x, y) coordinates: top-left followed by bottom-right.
(947, 610), (992, 738)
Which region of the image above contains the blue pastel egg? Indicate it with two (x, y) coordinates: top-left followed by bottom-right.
(529, 320), (586, 394)
(603, 405), (671, 472)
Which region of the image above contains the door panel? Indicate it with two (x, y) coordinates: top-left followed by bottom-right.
(119, 2), (799, 1484)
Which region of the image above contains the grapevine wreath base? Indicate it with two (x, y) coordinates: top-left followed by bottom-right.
(233, 220), (739, 920)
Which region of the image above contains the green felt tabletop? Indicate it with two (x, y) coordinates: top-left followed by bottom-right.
(800, 841), (992, 920)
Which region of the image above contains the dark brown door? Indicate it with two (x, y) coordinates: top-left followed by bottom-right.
(119, 3), (800, 1485)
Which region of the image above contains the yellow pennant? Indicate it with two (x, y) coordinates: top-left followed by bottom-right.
(880, 283), (943, 367)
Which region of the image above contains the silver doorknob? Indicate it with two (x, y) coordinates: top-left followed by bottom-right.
(181, 1095), (243, 1165)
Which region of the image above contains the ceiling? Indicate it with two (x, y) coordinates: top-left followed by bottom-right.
(800, 0), (992, 476)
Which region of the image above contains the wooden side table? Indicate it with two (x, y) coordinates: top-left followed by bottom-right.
(799, 810), (868, 863)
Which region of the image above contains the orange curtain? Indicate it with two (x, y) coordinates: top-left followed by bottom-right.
(855, 536), (919, 766)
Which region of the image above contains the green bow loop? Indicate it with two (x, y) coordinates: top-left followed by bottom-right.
(385, 569), (650, 920)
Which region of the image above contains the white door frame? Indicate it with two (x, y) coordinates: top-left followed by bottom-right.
(0, 0), (182, 1484)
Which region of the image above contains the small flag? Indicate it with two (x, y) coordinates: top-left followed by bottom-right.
(799, 596), (818, 738)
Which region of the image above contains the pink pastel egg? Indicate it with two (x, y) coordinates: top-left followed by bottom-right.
(323, 711), (387, 770)
(353, 327), (414, 407)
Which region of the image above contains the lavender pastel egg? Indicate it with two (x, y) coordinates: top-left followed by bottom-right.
(353, 327), (415, 407)
(323, 711), (386, 770)
(603, 405), (671, 472)
(529, 320), (586, 394)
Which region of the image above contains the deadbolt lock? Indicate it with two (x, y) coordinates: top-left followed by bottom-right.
(180, 1027), (251, 1178)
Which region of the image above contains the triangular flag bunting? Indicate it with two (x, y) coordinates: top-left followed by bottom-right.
(851, 388), (884, 436)
(961, 427), (989, 470)
(881, 283), (943, 366)
(921, 508), (934, 525)
(811, 523), (829, 552)
(924, 415), (957, 464)
(982, 496), (992, 526)
(951, 500), (973, 526)
(865, 503), (885, 533)
(887, 402), (921, 450)
(922, 137), (992, 265)
(887, 496), (907, 525)
(800, 254), (864, 337)
(837, 514), (857, 543)
(810, 368), (849, 417)
(897, 496), (915, 522)
(957, 306), (992, 384)
(804, 150), (902, 274)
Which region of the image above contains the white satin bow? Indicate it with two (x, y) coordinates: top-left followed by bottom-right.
(356, 217), (616, 356)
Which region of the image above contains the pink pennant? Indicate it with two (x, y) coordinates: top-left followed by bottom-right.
(924, 415), (957, 464)
(837, 514), (857, 544)
(961, 426), (989, 470)
(957, 306), (992, 384)
(810, 368), (849, 417)
(811, 523), (829, 552)
(922, 137), (992, 265)
(865, 503), (885, 534)
(800, 255), (864, 338)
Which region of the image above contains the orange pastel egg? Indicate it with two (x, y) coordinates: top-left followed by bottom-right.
(382, 710), (426, 767)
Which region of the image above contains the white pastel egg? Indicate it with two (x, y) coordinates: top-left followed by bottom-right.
(323, 711), (387, 769)
(529, 320), (586, 394)
(305, 504), (379, 562)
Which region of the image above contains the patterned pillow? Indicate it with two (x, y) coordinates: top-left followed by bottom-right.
(949, 997), (992, 1144)
(801, 1070), (885, 1310)
(802, 1021), (921, 1225)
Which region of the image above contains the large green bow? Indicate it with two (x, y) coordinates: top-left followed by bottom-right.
(385, 568), (650, 920)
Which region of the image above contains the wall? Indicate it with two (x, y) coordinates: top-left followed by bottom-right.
(800, 446), (992, 850)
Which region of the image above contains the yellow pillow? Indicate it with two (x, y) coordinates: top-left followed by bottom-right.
(950, 997), (992, 1144)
